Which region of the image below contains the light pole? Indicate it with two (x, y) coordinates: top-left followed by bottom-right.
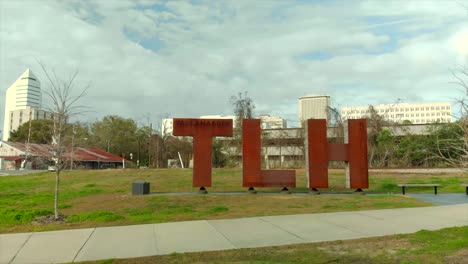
(70, 135), (74, 170)
(70, 126), (76, 171)
(137, 140), (140, 168)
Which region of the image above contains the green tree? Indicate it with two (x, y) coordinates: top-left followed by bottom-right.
(375, 129), (396, 167)
(396, 134), (432, 167)
(69, 122), (92, 147)
(90, 115), (139, 158)
(367, 105), (392, 166)
(9, 119), (53, 144)
(212, 138), (227, 168)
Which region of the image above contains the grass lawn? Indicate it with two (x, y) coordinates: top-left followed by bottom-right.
(82, 226), (468, 264)
(0, 168), (466, 233)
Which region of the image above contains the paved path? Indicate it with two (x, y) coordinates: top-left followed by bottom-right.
(409, 193), (468, 205)
(370, 168), (466, 174)
(1, 204), (467, 264)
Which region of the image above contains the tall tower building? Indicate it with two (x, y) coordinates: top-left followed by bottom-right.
(298, 95), (330, 126)
(2, 69), (43, 141)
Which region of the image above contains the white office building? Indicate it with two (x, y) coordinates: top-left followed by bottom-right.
(341, 102), (453, 124)
(259, 115), (287, 129)
(298, 95), (330, 126)
(2, 69), (46, 141)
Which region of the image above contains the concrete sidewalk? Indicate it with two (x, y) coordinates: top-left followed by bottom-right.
(1, 204), (467, 264)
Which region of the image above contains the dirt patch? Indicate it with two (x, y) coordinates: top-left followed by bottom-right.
(33, 215), (66, 225)
(445, 248), (468, 264)
(63, 193), (148, 214)
(318, 237), (417, 258)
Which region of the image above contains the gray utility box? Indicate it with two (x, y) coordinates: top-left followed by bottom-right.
(132, 181), (150, 195)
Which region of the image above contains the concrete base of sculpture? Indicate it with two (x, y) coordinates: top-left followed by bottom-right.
(198, 187), (208, 194)
(309, 188), (320, 195)
(353, 188), (365, 195)
(248, 187), (257, 194)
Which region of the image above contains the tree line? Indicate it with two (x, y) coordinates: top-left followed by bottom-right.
(8, 88), (467, 169)
(8, 115), (192, 168)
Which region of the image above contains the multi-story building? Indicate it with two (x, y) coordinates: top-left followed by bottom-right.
(259, 115), (287, 129)
(341, 102), (453, 124)
(298, 95), (330, 126)
(161, 118), (174, 137)
(2, 69), (46, 141)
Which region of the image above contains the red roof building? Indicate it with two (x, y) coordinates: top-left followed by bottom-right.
(0, 142), (125, 170)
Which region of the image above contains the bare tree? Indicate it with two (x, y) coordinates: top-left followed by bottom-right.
(328, 106), (344, 143)
(230, 91), (255, 129)
(39, 62), (88, 219)
(434, 67), (468, 167)
(228, 91), (255, 165)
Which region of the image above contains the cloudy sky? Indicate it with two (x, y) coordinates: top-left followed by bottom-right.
(0, 0), (467, 130)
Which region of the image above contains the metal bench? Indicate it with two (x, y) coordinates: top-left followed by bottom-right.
(462, 184), (468, 195)
(397, 184), (441, 195)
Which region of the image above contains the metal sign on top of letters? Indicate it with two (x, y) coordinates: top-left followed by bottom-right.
(173, 118), (368, 194)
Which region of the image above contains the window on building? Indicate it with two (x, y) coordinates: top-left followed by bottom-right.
(431, 107), (435, 110)
(436, 107), (440, 110)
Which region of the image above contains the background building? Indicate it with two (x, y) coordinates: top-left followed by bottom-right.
(298, 95), (330, 126)
(2, 69), (45, 141)
(341, 102), (453, 124)
(0, 141), (124, 170)
(259, 115), (287, 129)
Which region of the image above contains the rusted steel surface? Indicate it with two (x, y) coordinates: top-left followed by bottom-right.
(307, 119), (368, 189)
(307, 119), (328, 188)
(242, 119), (262, 187)
(260, 170), (296, 187)
(173, 118), (233, 187)
(328, 144), (348, 161)
(242, 119), (296, 188)
(347, 119), (369, 189)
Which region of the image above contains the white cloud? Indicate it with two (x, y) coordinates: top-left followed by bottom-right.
(0, 0), (467, 130)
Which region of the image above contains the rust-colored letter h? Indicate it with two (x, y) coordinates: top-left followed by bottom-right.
(307, 119), (368, 190)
